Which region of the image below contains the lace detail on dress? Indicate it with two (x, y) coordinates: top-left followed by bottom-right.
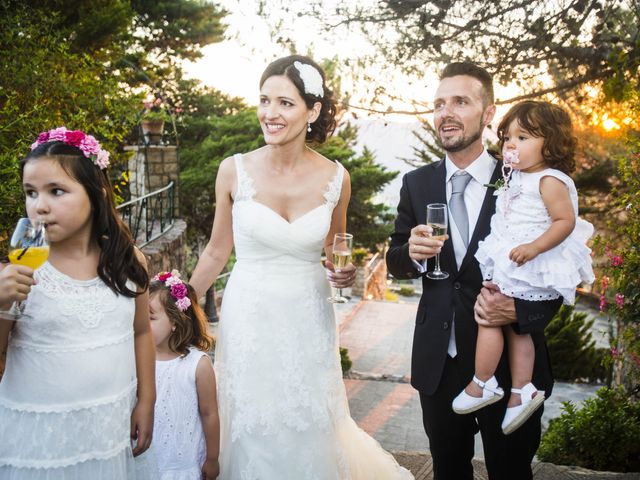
(323, 161), (344, 207)
(29, 263), (117, 330)
(233, 153), (256, 202)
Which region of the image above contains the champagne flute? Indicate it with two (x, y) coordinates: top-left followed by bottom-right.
(327, 233), (353, 304)
(0, 218), (49, 320)
(425, 203), (449, 280)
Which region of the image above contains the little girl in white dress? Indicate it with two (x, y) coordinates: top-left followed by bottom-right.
(452, 101), (595, 434)
(0, 128), (156, 479)
(149, 270), (219, 480)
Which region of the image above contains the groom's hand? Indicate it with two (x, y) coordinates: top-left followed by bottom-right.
(474, 281), (516, 327)
(408, 224), (448, 261)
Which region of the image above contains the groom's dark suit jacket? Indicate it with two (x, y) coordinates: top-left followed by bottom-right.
(386, 158), (560, 397)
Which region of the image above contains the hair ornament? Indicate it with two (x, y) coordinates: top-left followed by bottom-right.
(30, 126), (110, 170)
(293, 61), (324, 98)
(153, 269), (192, 312)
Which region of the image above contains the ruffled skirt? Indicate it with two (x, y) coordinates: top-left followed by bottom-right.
(476, 218), (595, 305)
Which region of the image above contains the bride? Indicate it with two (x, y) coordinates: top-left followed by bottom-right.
(189, 54), (413, 479)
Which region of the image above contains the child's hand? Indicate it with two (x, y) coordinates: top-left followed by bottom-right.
(202, 457), (220, 479)
(0, 264), (35, 308)
(130, 400), (154, 456)
(509, 243), (539, 266)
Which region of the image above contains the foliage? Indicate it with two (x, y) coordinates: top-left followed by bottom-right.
(594, 91), (640, 396)
(0, 2), (138, 247)
(351, 248), (369, 267)
(179, 107), (264, 252)
(538, 387), (640, 472)
(340, 347), (352, 374)
(0, 0), (228, 248)
(261, 1), (639, 109)
(316, 122), (398, 250)
(398, 286), (416, 297)
(544, 305), (610, 383)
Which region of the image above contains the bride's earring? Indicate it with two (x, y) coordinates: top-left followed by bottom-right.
(307, 122), (312, 133)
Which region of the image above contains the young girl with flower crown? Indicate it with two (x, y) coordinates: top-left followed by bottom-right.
(149, 270), (219, 480)
(452, 101), (595, 435)
(0, 127), (156, 479)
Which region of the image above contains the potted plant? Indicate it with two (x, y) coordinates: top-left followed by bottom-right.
(141, 98), (170, 144)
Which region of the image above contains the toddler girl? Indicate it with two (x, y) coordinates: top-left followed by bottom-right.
(0, 127), (156, 478)
(452, 101), (595, 434)
(150, 270), (220, 479)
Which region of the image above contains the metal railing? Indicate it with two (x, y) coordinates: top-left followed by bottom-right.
(117, 182), (175, 247)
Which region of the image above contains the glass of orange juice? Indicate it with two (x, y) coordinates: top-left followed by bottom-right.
(0, 218), (49, 320)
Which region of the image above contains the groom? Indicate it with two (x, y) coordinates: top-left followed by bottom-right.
(386, 62), (561, 480)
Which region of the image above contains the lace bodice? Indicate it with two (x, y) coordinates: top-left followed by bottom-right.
(232, 153), (345, 265)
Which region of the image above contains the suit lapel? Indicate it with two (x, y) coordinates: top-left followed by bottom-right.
(457, 160), (502, 276)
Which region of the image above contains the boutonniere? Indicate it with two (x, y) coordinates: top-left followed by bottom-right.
(484, 178), (508, 196)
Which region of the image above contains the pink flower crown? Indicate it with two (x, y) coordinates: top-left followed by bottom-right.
(153, 269), (192, 312)
(30, 126), (110, 170)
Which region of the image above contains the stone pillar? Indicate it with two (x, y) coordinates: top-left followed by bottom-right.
(124, 145), (179, 218)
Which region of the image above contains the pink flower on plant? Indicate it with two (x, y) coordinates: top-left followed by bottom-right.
(64, 130), (86, 147)
(48, 127), (68, 142)
(611, 255), (623, 267)
(599, 295), (607, 312)
(615, 293), (625, 307)
(611, 347), (619, 358)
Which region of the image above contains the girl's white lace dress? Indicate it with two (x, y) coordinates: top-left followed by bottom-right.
(476, 168), (595, 305)
(215, 154), (413, 479)
(0, 262), (143, 479)
(154, 347), (209, 479)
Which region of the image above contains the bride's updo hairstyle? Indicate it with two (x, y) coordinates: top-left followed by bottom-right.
(259, 55), (337, 144)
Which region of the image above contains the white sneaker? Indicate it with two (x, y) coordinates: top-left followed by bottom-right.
(501, 383), (545, 435)
(452, 376), (504, 414)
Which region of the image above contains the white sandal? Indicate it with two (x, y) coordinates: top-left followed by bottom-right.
(501, 383), (545, 435)
(452, 376), (504, 414)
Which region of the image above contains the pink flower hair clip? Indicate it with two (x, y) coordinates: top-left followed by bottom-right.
(30, 126), (110, 170)
(153, 270), (192, 312)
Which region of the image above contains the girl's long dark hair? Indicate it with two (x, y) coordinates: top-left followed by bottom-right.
(21, 141), (148, 296)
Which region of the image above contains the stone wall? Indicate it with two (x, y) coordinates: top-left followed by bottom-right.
(141, 219), (187, 276)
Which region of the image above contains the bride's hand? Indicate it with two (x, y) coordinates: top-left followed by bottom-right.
(325, 261), (357, 289)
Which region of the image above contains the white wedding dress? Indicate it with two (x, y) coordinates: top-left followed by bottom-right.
(215, 154), (413, 479)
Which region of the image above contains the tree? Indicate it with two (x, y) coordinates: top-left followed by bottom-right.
(316, 123), (398, 250)
(258, 1), (638, 115)
(0, 0), (227, 248)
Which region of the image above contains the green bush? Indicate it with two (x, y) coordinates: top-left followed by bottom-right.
(340, 347), (352, 374)
(538, 387), (640, 472)
(544, 305), (610, 383)
(398, 286), (415, 297)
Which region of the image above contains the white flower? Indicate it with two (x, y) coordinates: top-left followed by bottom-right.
(293, 61), (324, 98)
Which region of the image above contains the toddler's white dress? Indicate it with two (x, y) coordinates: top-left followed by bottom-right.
(0, 262), (144, 479)
(153, 347), (210, 479)
(476, 168), (595, 305)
